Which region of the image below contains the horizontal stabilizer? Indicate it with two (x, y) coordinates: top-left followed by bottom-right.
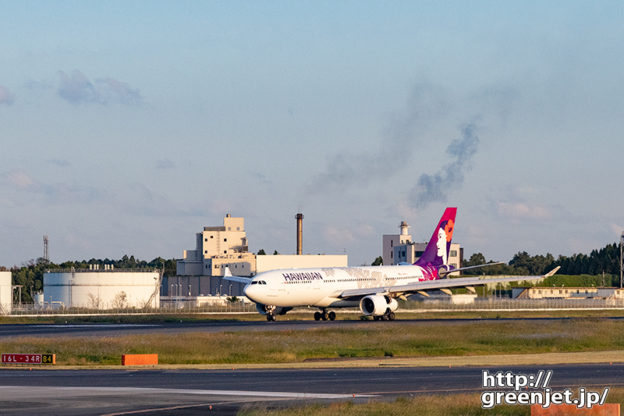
(222, 267), (252, 284)
(223, 275), (252, 284)
(440, 262), (505, 277)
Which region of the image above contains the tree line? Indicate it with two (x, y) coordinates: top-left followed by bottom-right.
(463, 243), (621, 277)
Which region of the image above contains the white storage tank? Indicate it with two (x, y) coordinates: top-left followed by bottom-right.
(44, 270), (160, 309)
(0, 271), (11, 314)
(34, 293), (45, 309)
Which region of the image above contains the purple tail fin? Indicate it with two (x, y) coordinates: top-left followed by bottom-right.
(414, 207), (457, 270)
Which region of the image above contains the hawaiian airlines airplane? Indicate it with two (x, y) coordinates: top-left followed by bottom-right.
(226, 208), (559, 321)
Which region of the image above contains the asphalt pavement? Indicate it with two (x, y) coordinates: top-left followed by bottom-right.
(0, 364), (622, 415)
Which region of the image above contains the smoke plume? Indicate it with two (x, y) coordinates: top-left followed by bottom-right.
(306, 83), (449, 193)
(409, 122), (479, 208)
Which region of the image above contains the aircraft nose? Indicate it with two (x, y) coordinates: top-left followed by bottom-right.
(243, 283), (257, 301)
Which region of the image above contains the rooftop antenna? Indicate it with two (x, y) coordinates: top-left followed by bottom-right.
(43, 235), (49, 262)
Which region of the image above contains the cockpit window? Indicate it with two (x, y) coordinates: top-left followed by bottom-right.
(251, 281), (258, 285)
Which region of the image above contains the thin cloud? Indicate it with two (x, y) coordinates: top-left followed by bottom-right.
(3, 169), (106, 204)
(5, 170), (34, 189)
(155, 159), (175, 170)
(249, 170), (272, 186)
(497, 201), (552, 221)
(57, 70), (141, 105)
(46, 159), (71, 168)
(95, 77), (141, 105)
(609, 223), (624, 237)
(0, 85), (15, 105)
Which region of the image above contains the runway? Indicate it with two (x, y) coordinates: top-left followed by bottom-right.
(0, 364), (622, 415)
(0, 316), (617, 338)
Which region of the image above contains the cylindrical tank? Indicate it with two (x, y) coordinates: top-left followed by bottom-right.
(0, 271), (12, 315)
(34, 293), (45, 309)
(44, 271), (160, 309)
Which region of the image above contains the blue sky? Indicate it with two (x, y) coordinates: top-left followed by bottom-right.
(1, 1), (623, 267)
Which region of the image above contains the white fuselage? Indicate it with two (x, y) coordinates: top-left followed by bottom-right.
(243, 265), (431, 308)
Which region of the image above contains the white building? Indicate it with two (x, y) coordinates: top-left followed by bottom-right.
(174, 214), (348, 296)
(382, 220), (461, 273)
(44, 269), (160, 309)
(177, 214), (255, 277)
(0, 271), (11, 314)
(513, 287), (624, 300)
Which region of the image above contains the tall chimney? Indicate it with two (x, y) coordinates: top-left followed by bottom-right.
(296, 213), (304, 255)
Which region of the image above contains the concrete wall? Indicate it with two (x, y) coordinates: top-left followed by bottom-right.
(163, 275), (246, 297)
(44, 271), (160, 309)
(0, 271), (11, 314)
(209, 253), (256, 276)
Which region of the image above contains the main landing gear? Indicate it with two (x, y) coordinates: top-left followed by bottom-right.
(313, 309), (336, 321)
(373, 311), (396, 321)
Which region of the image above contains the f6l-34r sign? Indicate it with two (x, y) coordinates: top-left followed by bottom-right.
(1, 354), (56, 364)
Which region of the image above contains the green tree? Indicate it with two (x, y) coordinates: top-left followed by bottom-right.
(464, 253), (486, 267)
(371, 256), (383, 266)
(257, 249), (266, 255)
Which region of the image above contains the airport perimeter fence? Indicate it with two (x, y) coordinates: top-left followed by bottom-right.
(8, 301), (259, 316)
(6, 297), (624, 316)
(400, 297), (624, 311)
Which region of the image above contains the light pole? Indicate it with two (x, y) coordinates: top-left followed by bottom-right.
(620, 231), (623, 289)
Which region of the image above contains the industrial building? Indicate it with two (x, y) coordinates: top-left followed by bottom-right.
(0, 271), (11, 314)
(171, 214), (348, 296)
(513, 287), (624, 300)
(43, 267), (160, 309)
(383, 220), (462, 273)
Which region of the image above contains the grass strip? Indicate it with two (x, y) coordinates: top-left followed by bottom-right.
(238, 389), (624, 416)
(1, 318), (624, 365)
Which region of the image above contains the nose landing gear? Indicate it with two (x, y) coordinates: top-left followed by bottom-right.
(265, 305), (277, 322)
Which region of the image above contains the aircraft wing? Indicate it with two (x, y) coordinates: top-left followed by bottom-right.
(339, 266), (560, 298)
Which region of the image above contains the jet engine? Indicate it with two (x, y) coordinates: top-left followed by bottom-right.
(359, 295), (398, 316)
